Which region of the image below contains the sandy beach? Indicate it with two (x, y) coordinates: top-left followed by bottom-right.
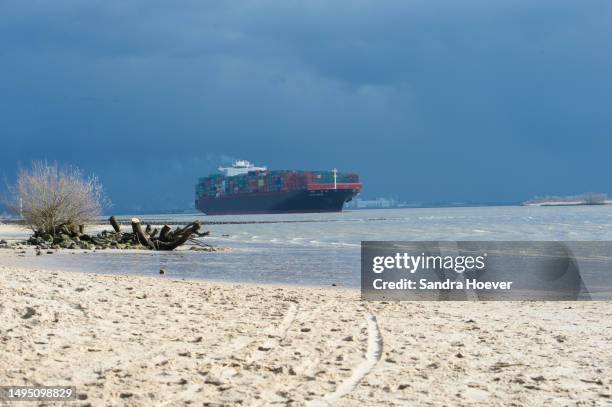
(1, 242), (611, 406)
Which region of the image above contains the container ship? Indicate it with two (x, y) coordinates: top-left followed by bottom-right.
(195, 160), (362, 215)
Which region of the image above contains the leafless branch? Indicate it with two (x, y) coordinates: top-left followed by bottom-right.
(4, 161), (110, 235)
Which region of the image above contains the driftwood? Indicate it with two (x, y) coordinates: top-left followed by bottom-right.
(159, 225), (172, 241)
(26, 217), (211, 251)
(157, 222), (201, 250)
(130, 217), (204, 251)
(109, 216), (121, 233)
(131, 218), (156, 250)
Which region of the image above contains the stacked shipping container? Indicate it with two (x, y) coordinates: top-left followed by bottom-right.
(196, 170), (360, 198)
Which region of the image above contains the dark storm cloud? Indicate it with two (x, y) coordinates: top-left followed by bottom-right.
(1, 0), (611, 211)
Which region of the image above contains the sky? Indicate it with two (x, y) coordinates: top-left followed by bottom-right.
(1, 0), (611, 212)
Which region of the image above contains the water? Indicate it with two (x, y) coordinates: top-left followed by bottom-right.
(6, 206), (612, 287)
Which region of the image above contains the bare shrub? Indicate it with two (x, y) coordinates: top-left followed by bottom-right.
(5, 161), (110, 235)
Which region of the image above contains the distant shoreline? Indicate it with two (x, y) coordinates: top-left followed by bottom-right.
(522, 193), (610, 207)
(523, 201), (612, 207)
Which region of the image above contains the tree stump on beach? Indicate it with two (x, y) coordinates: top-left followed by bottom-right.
(109, 216), (121, 233)
(127, 217), (204, 251)
(159, 225), (172, 241)
(131, 218), (156, 250)
(156, 221), (202, 251)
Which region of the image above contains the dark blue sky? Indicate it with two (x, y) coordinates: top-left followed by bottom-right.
(1, 1), (611, 212)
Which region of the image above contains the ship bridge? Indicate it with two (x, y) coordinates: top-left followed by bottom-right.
(218, 160), (267, 177)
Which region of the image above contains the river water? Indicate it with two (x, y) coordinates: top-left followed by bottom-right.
(4, 206), (612, 287)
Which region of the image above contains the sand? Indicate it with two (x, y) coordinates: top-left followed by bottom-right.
(0, 223), (611, 405)
(1, 262), (610, 406)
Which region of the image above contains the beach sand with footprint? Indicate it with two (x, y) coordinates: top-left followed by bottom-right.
(0, 259), (611, 406)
